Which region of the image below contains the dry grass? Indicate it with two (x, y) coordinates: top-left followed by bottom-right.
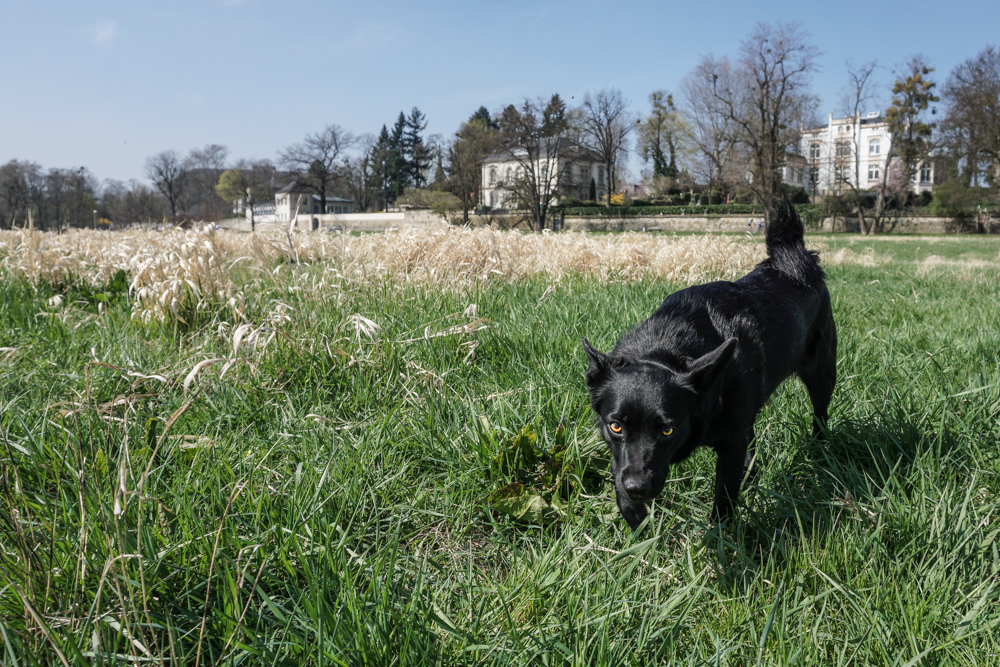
(0, 226), (969, 322)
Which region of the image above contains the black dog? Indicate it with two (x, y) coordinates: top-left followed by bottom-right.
(582, 201), (836, 528)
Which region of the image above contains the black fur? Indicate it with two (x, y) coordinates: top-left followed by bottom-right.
(583, 200), (837, 528)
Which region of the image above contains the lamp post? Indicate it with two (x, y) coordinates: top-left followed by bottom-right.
(93, 210), (97, 230)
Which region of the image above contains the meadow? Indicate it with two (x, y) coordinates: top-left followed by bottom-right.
(0, 227), (998, 665)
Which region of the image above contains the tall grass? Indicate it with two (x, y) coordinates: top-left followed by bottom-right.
(0, 231), (998, 664)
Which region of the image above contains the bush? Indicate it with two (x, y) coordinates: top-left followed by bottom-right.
(783, 184), (812, 204)
(631, 199), (652, 207)
(930, 179), (977, 216)
(560, 203), (824, 218)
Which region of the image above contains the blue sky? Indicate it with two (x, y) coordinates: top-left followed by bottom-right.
(0, 0), (995, 183)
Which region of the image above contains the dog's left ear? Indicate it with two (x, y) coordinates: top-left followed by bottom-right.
(681, 337), (737, 394)
(581, 338), (609, 388)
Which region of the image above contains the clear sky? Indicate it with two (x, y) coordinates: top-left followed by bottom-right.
(1, 0), (995, 184)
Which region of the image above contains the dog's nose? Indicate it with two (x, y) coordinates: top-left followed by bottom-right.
(623, 476), (652, 500)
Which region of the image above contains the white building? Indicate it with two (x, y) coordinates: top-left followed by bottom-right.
(799, 112), (937, 198)
(480, 144), (608, 209)
(273, 183), (354, 222)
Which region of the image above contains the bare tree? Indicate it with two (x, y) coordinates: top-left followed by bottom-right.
(0, 160), (39, 229)
(188, 144), (229, 220)
(343, 134), (378, 213)
(576, 89), (637, 202)
(940, 46), (1000, 196)
(496, 95), (573, 230)
(836, 60), (883, 233)
(447, 116), (498, 223)
(679, 56), (743, 193)
(279, 125), (354, 216)
(145, 150), (189, 220)
(714, 22), (820, 220)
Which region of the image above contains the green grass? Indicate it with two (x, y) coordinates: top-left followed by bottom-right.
(1, 238), (999, 665)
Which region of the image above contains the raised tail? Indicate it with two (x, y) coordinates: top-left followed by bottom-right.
(764, 194), (825, 288)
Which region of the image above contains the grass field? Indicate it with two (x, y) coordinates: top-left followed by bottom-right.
(1, 228), (999, 665)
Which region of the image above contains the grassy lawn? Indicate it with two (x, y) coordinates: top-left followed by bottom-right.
(1, 230), (998, 665)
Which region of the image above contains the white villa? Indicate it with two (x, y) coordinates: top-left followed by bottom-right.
(480, 144), (608, 209)
(799, 112), (938, 197)
(273, 183), (354, 222)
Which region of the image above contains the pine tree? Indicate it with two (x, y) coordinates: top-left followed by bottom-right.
(387, 113), (407, 202)
(468, 106), (498, 130)
(372, 125), (396, 208)
(404, 107), (430, 189)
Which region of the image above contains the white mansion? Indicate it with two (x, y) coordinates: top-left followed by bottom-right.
(794, 112), (938, 197)
(480, 144), (608, 209)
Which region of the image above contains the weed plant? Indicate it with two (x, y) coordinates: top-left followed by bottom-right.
(0, 236), (998, 665)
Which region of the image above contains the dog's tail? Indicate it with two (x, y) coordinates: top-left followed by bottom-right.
(764, 194), (824, 288)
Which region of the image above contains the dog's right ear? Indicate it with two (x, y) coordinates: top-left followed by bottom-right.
(581, 338), (609, 388)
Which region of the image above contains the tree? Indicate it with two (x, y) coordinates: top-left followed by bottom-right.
(403, 107), (431, 189)
(216, 160), (276, 231)
(279, 125), (354, 218)
(371, 125), (398, 209)
(187, 144), (229, 220)
(343, 134), (378, 213)
(940, 45), (1000, 200)
(103, 179), (163, 228)
(637, 91), (688, 180)
(145, 150), (190, 219)
(679, 56), (743, 194)
(0, 160), (39, 229)
(713, 22), (820, 221)
(447, 114), (499, 223)
(837, 60), (884, 233)
(576, 88), (637, 203)
(496, 94), (572, 230)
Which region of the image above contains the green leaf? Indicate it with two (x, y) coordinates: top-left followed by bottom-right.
(489, 483), (550, 524)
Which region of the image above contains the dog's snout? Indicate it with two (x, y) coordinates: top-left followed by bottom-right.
(622, 476), (652, 499)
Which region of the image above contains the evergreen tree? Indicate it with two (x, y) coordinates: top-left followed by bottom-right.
(387, 114), (407, 202)
(372, 125), (397, 207)
(404, 107), (430, 189)
(468, 106), (499, 130)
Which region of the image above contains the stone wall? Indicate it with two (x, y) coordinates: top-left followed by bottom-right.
(220, 209), (449, 233)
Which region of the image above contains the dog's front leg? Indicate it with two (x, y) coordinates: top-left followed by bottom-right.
(615, 484), (648, 530)
(711, 441), (749, 523)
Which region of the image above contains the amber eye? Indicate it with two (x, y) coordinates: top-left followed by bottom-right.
(608, 421), (623, 434)
(662, 427), (674, 437)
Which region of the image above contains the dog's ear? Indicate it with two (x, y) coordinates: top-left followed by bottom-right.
(680, 337), (737, 394)
(581, 338), (610, 388)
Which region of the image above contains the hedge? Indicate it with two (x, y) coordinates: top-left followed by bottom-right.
(560, 204), (824, 219)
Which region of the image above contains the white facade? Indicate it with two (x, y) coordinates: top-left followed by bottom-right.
(274, 186), (354, 222)
(799, 112), (936, 197)
(480, 149), (608, 209)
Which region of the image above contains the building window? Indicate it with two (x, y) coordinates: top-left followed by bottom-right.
(809, 143), (820, 159)
(868, 165), (880, 181)
(869, 138), (880, 155)
(505, 167), (512, 184)
(580, 165), (588, 184)
(809, 166), (819, 184)
(597, 166), (605, 186)
(835, 141), (851, 157)
(489, 167), (497, 185)
(920, 165), (932, 182)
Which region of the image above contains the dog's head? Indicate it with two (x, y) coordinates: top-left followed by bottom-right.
(581, 337), (736, 502)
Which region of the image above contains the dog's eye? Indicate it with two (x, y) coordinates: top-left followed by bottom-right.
(662, 427), (674, 437)
(608, 421), (623, 434)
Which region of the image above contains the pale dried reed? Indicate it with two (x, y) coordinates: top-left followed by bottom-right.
(0, 226), (912, 322)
